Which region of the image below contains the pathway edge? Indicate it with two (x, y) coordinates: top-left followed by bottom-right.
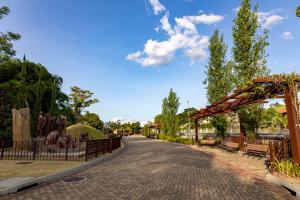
(0, 140), (128, 196)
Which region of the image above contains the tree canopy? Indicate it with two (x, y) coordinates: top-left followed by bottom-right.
(0, 59), (74, 134)
(0, 5), (76, 135)
(69, 86), (99, 121)
(0, 6), (21, 63)
(232, 0), (270, 135)
(233, 0), (269, 88)
(80, 112), (104, 130)
(177, 107), (197, 127)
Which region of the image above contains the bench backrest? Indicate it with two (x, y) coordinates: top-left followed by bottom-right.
(246, 144), (268, 152)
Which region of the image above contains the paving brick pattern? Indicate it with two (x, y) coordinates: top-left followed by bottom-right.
(2, 136), (296, 200)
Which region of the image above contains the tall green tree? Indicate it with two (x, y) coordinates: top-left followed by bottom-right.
(154, 114), (163, 126)
(205, 30), (233, 136)
(80, 112), (103, 130)
(69, 86), (99, 121)
(161, 89), (180, 136)
(131, 122), (141, 134)
(0, 6), (21, 63)
(49, 78), (57, 115)
(260, 107), (288, 130)
(232, 0), (269, 135)
(107, 121), (121, 133)
(233, 0), (269, 87)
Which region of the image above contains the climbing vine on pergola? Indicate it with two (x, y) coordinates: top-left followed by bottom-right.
(191, 74), (300, 163)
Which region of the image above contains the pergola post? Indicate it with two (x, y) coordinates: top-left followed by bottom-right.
(239, 122), (246, 149)
(284, 87), (300, 164)
(195, 119), (199, 144)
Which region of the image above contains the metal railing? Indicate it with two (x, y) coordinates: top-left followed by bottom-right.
(0, 136), (122, 162)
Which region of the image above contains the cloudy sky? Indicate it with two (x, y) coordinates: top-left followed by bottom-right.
(1, 0), (299, 122)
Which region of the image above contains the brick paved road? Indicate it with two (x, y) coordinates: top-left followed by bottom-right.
(3, 135), (296, 200)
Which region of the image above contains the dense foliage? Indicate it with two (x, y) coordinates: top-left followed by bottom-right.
(161, 89), (180, 136)
(80, 112), (104, 130)
(107, 121), (141, 134)
(0, 59), (74, 134)
(177, 108), (197, 127)
(0, 5), (84, 136)
(260, 105), (288, 129)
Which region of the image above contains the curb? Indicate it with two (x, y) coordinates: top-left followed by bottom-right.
(265, 173), (300, 196)
(0, 140), (128, 196)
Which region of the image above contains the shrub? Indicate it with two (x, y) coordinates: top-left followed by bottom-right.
(66, 124), (104, 140)
(158, 134), (192, 145)
(271, 159), (300, 178)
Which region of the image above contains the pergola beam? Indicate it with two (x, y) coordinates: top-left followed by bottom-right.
(191, 76), (300, 164)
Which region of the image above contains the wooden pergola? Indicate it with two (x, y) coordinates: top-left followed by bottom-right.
(191, 76), (300, 163)
(147, 124), (161, 134)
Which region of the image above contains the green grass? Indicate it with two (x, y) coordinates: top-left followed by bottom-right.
(158, 134), (192, 145)
(66, 124), (104, 140)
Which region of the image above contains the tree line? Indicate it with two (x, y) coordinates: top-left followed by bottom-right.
(151, 0), (288, 137)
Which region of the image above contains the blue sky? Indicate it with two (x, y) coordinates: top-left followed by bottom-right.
(1, 0), (299, 123)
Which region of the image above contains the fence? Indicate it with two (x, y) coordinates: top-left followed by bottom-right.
(227, 134), (289, 145)
(0, 137), (122, 162)
(269, 139), (292, 162)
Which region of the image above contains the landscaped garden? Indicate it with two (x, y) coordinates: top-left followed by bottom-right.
(0, 0), (300, 198)
(142, 0), (300, 185)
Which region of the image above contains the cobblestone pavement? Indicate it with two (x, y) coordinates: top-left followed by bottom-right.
(2, 135), (297, 200)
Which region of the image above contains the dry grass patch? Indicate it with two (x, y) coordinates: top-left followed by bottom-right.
(0, 160), (82, 181)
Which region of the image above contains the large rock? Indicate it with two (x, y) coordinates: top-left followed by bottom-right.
(12, 108), (31, 142)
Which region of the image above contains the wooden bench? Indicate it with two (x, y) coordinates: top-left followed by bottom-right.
(243, 144), (268, 158)
(219, 141), (239, 153)
(199, 139), (216, 146)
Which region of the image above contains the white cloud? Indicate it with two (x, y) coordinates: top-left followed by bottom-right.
(175, 17), (197, 33)
(126, 12), (223, 67)
(160, 14), (175, 35)
(126, 51), (142, 61)
(257, 10), (285, 29)
(110, 117), (124, 122)
(280, 31), (293, 40)
(180, 14), (224, 25)
(232, 6), (240, 13)
(148, 0), (166, 15)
